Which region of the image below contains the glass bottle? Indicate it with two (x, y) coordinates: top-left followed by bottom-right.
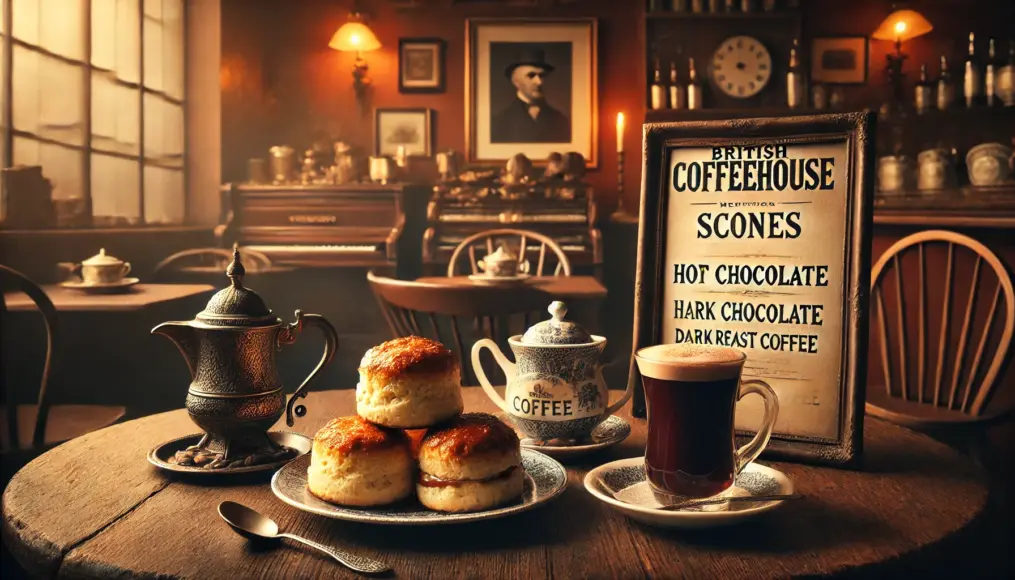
(937, 55), (955, 111)
(985, 38), (998, 107)
(724, 0), (735, 12)
(687, 57), (704, 110)
(671, 0), (688, 11)
(998, 40), (1015, 107)
(709, 0), (720, 13)
(650, 57), (667, 110)
(786, 38), (806, 109)
(669, 61), (686, 109)
(963, 32), (983, 108)
(914, 64), (933, 114)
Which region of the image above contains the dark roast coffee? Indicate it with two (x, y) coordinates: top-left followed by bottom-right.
(635, 344), (778, 500)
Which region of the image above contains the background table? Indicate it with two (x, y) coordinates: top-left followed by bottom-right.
(415, 276), (607, 301)
(2, 388), (996, 579)
(3, 284), (214, 312)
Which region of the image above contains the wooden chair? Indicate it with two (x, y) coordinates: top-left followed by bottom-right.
(1, 266), (125, 468)
(152, 247), (273, 281)
(367, 271), (553, 386)
(447, 228), (572, 277)
(866, 230), (1015, 430)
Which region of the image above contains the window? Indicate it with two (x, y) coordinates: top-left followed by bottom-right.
(0, 0), (185, 227)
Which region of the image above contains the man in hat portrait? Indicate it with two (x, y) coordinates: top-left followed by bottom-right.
(490, 46), (571, 144)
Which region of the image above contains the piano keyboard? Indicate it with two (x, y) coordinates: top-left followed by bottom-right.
(244, 244), (382, 254)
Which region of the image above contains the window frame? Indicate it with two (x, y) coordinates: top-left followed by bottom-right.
(0, 0), (188, 229)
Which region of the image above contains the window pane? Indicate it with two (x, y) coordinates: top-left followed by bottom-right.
(13, 46), (86, 145)
(143, 165), (183, 224)
(92, 0), (140, 84)
(92, 72), (140, 155)
(13, 0), (86, 61)
(162, 0), (183, 99)
(144, 95), (182, 166)
(13, 137), (84, 201)
(91, 153), (141, 224)
(143, 0), (163, 93)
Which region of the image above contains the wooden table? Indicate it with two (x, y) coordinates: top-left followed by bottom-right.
(2, 388), (993, 579)
(3, 284), (215, 312)
(415, 276), (608, 301)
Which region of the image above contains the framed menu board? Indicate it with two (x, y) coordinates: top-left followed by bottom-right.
(630, 112), (876, 466)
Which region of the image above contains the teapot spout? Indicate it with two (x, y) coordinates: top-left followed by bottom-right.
(152, 321), (199, 379)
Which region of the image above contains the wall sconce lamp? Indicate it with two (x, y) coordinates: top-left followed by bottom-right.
(329, 13), (381, 114)
(872, 6), (933, 115)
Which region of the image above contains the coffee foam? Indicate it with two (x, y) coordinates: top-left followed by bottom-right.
(635, 344), (744, 382)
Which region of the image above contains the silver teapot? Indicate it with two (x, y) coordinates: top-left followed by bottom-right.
(152, 249), (337, 467)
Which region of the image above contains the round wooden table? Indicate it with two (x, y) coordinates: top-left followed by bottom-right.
(2, 388), (994, 579)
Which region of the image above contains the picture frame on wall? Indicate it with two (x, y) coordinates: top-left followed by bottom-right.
(399, 38), (446, 93)
(630, 112), (876, 466)
(466, 18), (598, 166)
(374, 108), (434, 157)
(811, 36), (869, 85)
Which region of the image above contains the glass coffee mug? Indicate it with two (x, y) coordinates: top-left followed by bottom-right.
(634, 343), (779, 501)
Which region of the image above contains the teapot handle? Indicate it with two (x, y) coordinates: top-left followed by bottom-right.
(280, 310), (339, 427)
(471, 339), (514, 413)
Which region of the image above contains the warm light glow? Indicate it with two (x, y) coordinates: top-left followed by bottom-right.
(329, 21), (381, 53)
(872, 9), (933, 43)
(616, 113), (625, 153)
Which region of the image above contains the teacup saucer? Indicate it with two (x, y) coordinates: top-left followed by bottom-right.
(467, 274), (531, 286)
(584, 457), (795, 529)
(498, 414), (631, 460)
(60, 277), (139, 294)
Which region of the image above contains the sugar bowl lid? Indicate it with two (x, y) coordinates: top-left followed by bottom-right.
(195, 248), (277, 327)
(81, 248), (124, 266)
(521, 301), (593, 345)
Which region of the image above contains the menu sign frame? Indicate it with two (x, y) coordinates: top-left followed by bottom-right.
(630, 112), (875, 466)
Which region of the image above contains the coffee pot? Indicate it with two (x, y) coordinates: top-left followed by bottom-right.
(152, 248), (337, 467)
(473, 301), (632, 442)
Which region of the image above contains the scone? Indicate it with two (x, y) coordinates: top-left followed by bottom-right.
(417, 413), (524, 513)
(307, 416), (414, 506)
(356, 336), (465, 429)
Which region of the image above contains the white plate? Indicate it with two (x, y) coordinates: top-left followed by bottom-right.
(467, 274), (531, 286)
(271, 448), (567, 525)
(60, 277), (140, 293)
(500, 414), (631, 460)
(584, 457), (794, 529)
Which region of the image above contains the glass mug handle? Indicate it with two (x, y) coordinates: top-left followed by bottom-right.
(734, 379), (779, 475)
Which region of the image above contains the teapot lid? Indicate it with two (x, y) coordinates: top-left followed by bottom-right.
(81, 248), (123, 266)
(521, 301), (593, 345)
(195, 248), (278, 327)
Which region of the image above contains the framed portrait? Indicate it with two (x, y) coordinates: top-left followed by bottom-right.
(466, 18), (598, 166)
(374, 108), (434, 157)
(811, 36), (869, 84)
(399, 38), (446, 93)
(630, 112), (876, 466)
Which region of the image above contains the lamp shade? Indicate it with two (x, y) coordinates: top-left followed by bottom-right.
(328, 21), (381, 52)
(872, 9), (933, 43)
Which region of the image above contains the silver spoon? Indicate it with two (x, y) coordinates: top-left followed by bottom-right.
(217, 501), (391, 575)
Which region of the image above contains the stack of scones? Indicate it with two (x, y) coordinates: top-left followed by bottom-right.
(307, 336), (524, 513)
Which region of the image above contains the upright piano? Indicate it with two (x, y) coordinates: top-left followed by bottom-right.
(423, 181), (602, 276)
(215, 183), (405, 269)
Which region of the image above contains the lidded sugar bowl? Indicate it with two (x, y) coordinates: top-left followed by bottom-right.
(152, 248), (337, 469)
(473, 301), (632, 442)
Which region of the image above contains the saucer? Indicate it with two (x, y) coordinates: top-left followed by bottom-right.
(147, 431), (311, 476)
(60, 277), (139, 294)
(467, 274), (531, 286)
(584, 457), (794, 529)
(499, 414), (631, 460)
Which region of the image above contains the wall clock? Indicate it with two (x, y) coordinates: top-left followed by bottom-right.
(711, 35), (772, 99)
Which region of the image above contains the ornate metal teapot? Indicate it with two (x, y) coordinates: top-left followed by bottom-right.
(152, 249), (337, 467)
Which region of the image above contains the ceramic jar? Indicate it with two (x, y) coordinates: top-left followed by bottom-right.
(877, 155), (914, 195)
(77, 249), (131, 284)
(473, 301), (632, 441)
(917, 148), (955, 192)
(966, 142), (1013, 187)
